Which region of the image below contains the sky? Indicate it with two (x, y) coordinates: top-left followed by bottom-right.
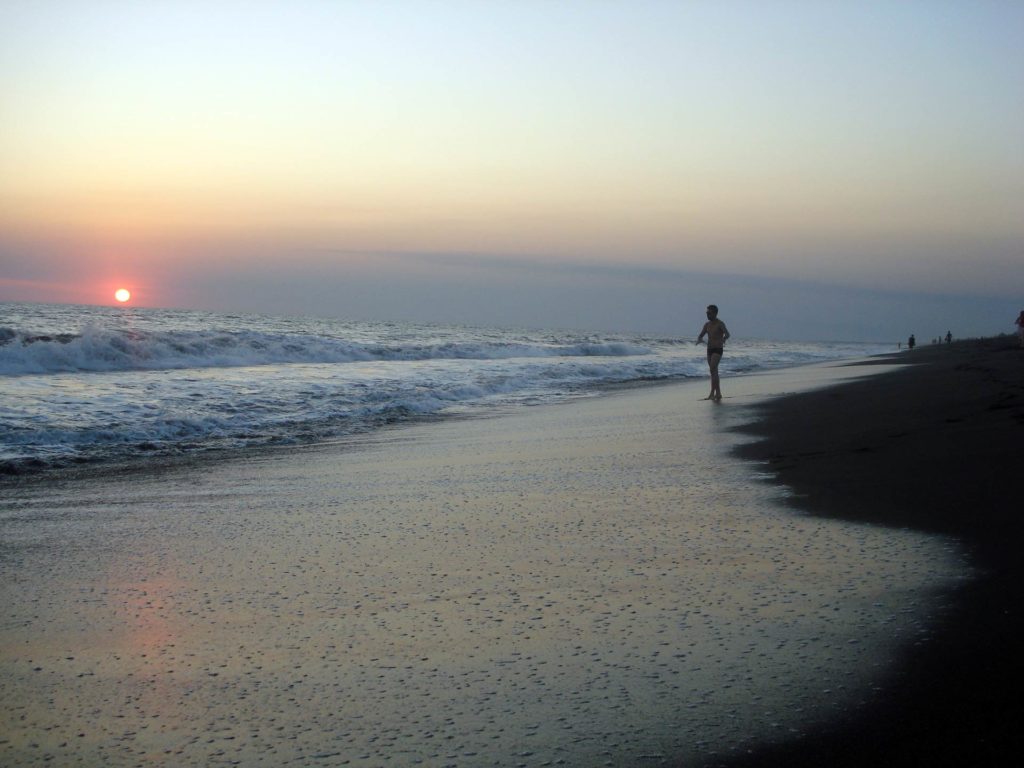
(1, 0), (1022, 341)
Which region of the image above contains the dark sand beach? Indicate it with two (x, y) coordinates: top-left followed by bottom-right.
(723, 336), (1024, 767)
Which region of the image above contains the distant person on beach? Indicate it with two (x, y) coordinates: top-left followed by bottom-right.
(1016, 311), (1024, 347)
(908, 334), (916, 350)
(946, 331), (952, 344)
(696, 304), (730, 401)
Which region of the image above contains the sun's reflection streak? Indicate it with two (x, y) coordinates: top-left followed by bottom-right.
(101, 559), (193, 717)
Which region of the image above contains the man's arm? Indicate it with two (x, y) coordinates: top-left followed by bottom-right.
(696, 321), (708, 344)
(721, 322), (730, 342)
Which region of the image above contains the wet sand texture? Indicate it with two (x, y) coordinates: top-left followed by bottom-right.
(1, 363), (965, 766)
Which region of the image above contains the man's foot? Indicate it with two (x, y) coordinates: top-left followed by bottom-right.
(704, 394), (715, 400)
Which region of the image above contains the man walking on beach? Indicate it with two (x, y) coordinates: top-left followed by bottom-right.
(696, 304), (730, 401)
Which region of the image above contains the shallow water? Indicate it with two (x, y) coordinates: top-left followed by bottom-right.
(0, 367), (966, 767)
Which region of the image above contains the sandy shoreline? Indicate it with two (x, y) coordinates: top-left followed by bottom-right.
(725, 336), (1023, 767)
(1, 358), (972, 766)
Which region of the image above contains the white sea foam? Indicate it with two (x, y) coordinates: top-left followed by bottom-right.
(0, 302), (895, 474)
(0, 324), (653, 376)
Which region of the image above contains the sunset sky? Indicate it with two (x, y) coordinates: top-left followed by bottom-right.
(1, 1), (1022, 340)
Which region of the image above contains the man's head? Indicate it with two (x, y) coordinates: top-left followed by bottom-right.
(706, 304), (719, 318)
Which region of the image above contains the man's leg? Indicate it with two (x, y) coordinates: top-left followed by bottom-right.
(709, 353), (722, 399)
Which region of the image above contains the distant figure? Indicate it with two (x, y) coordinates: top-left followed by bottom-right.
(696, 304), (730, 401)
(1016, 311), (1024, 348)
(908, 334), (916, 350)
(945, 331), (952, 344)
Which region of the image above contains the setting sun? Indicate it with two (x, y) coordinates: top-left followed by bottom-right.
(114, 288), (131, 303)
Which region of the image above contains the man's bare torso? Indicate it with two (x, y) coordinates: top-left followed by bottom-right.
(702, 319), (729, 349)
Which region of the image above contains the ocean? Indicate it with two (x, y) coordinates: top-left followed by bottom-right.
(0, 301), (892, 476)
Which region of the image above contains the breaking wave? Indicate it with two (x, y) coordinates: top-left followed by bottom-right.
(0, 325), (651, 376)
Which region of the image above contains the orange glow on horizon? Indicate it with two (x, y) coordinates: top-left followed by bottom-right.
(114, 288), (131, 303)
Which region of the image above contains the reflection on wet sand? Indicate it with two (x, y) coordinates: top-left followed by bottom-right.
(0, 368), (966, 766)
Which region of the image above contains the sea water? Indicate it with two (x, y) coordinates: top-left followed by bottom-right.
(0, 301), (892, 475)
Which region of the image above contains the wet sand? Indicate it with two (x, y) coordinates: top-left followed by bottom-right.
(723, 336), (1024, 767)
(1, 361), (967, 766)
